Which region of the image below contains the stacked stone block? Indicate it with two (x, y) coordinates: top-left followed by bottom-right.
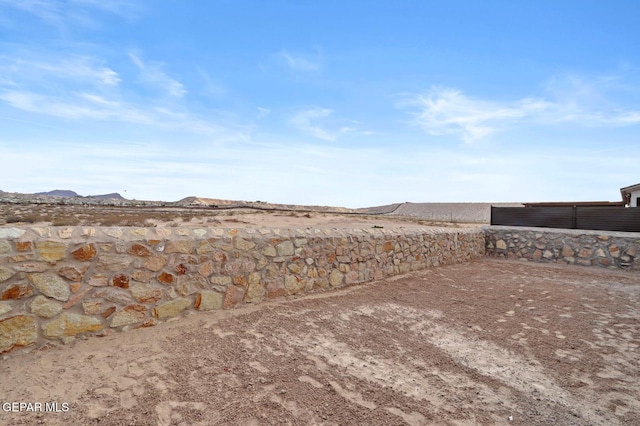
(486, 226), (640, 270)
(0, 226), (485, 355)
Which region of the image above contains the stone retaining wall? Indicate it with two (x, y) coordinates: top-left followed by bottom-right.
(486, 226), (640, 270)
(0, 226), (485, 355)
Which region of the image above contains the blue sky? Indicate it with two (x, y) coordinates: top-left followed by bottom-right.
(1, 0), (638, 207)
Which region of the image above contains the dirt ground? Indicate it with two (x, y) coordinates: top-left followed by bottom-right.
(1, 258), (639, 426)
(0, 203), (480, 229)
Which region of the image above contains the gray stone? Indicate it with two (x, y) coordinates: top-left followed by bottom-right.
(276, 241), (294, 256)
(0, 228), (26, 239)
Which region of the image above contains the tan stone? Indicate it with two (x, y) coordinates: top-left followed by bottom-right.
(287, 263), (302, 274)
(88, 274), (109, 287)
(610, 246), (620, 258)
(330, 270), (344, 287)
(28, 273), (70, 301)
(130, 283), (163, 304)
(0, 315), (37, 353)
(233, 275), (247, 286)
(152, 298), (191, 319)
(496, 240), (507, 250)
(561, 246), (575, 257)
(223, 286), (245, 309)
(8, 253), (35, 262)
(58, 227), (74, 239)
(144, 255), (167, 272)
(256, 256), (268, 270)
(196, 241), (214, 255)
(198, 262), (214, 277)
(263, 246), (277, 257)
(0, 240), (10, 254)
(130, 228), (147, 238)
(97, 254), (132, 272)
(62, 286), (92, 309)
(104, 228), (123, 238)
(30, 295), (63, 318)
(57, 266), (86, 282)
(223, 258), (257, 276)
(82, 301), (102, 315)
(266, 279), (285, 299)
(131, 270), (155, 283)
(176, 275), (208, 297)
(235, 237), (256, 251)
(245, 272), (265, 302)
(210, 275), (232, 286)
(164, 240), (193, 254)
(128, 243), (152, 257)
(578, 248), (593, 258)
(0, 301), (12, 316)
(212, 251), (227, 263)
(42, 313), (103, 338)
(195, 291), (223, 311)
(110, 305), (147, 328)
(0, 266), (15, 283)
(36, 240), (67, 262)
(276, 241), (294, 256)
(284, 275), (305, 295)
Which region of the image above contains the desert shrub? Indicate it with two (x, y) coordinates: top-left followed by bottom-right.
(5, 216), (23, 223)
(52, 217), (81, 226)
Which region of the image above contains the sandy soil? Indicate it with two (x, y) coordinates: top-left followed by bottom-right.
(1, 258), (639, 425)
(0, 203), (482, 229)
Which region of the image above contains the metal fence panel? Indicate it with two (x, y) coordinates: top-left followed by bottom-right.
(491, 206), (640, 232)
(491, 207), (574, 228)
(577, 207), (640, 232)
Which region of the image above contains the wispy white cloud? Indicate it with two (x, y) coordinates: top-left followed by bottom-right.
(290, 107), (358, 142)
(279, 49), (322, 72)
(70, 0), (141, 19)
(0, 56), (121, 86)
(0, 51), (248, 141)
(0, 90), (152, 122)
(402, 77), (640, 143)
(402, 87), (550, 144)
(0, 0), (63, 26)
(196, 67), (226, 97)
(128, 51), (186, 98)
(291, 107), (335, 141)
(0, 0), (140, 28)
(256, 107), (270, 119)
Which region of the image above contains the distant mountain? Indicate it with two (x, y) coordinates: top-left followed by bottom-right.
(87, 193), (127, 200)
(35, 190), (79, 197)
(32, 190), (127, 200)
